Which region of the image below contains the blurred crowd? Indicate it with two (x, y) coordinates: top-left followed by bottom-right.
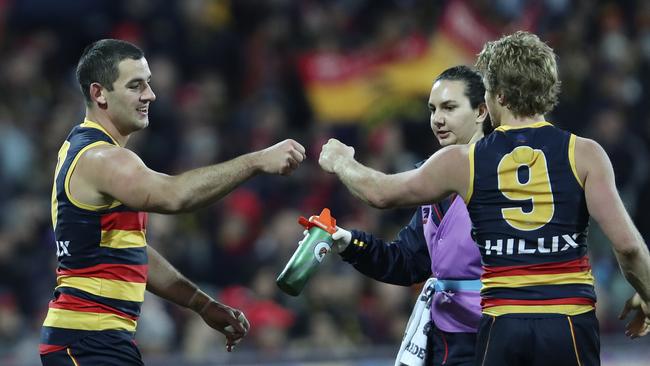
(1, 0), (650, 364)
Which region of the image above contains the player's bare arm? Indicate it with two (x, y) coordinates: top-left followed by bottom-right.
(575, 136), (650, 337)
(70, 139), (305, 213)
(146, 246), (250, 351)
(318, 138), (468, 208)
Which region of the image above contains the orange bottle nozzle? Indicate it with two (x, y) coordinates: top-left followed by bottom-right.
(298, 208), (337, 234)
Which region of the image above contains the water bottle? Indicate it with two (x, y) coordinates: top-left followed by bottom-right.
(276, 208), (337, 296)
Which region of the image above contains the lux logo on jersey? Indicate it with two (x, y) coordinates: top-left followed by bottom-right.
(56, 241), (71, 257)
(483, 233), (579, 255)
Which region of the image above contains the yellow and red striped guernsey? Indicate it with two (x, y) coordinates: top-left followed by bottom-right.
(41, 120), (148, 355)
(480, 256), (595, 315)
(467, 122), (595, 316)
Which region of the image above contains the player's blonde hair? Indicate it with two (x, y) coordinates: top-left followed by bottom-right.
(475, 31), (560, 118)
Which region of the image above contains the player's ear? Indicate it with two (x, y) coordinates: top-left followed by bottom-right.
(476, 103), (488, 123)
(90, 82), (107, 107)
(496, 93), (505, 106)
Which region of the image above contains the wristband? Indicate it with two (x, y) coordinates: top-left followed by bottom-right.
(199, 300), (214, 315)
(187, 290), (200, 308)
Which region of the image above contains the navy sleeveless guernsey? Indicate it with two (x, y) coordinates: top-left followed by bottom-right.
(40, 119), (148, 354)
(466, 121), (594, 316)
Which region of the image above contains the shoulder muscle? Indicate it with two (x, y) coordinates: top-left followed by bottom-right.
(76, 145), (174, 210)
(574, 136), (613, 186)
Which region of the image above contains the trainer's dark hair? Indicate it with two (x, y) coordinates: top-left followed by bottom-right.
(434, 65), (493, 135)
(76, 39), (144, 104)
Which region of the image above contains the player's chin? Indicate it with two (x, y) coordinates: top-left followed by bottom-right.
(134, 116), (149, 130)
(438, 137), (455, 147)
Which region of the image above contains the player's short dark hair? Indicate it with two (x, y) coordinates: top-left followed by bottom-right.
(435, 65), (493, 135)
(76, 39), (144, 104)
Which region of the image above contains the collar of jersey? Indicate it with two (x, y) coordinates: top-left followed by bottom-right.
(495, 121), (552, 132)
(80, 119), (120, 146)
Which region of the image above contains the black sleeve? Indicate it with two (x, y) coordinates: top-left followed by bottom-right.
(339, 210), (432, 286)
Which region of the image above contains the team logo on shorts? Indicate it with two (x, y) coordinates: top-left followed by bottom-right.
(313, 241), (331, 263)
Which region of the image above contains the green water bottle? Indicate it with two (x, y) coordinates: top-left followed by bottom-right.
(276, 208), (337, 296)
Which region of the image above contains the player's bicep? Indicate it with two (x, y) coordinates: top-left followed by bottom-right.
(400, 145), (465, 205)
(580, 139), (638, 251)
(88, 148), (178, 211)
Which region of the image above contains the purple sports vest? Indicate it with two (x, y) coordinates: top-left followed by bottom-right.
(422, 196), (482, 333)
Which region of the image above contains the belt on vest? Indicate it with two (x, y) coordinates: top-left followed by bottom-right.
(433, 279), (482, 292)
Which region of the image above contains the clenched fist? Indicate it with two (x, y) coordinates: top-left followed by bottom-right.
(258, 139), (306, 175)
(318, 138), (355, 173)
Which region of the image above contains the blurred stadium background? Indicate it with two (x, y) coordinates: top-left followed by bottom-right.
(1, 0), (650, 365)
